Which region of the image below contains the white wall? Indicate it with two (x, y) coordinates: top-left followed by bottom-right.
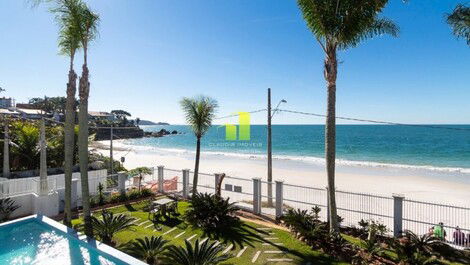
(8, 193), (33, 219)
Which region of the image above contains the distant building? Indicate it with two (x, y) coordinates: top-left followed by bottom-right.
(0, 108), (19, 117)
(15, 108), (46, 120)
(0, 97), (13, 109)
(89, 111), (116, 121)
(15, 103), (36, 109)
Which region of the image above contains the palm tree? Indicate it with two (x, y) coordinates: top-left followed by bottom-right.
(164, 239), (230, 265)
(296, 0), (398, 232)
(76, 0), (99, 236)
(180, 96), (218, 194)
(51, 0), (82, 227)
(123, 236), (168, 265)
(91, 210), (136, 246)
(447, 4), (470, 45)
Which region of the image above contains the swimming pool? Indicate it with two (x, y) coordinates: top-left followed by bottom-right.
(0, 215), (147, 265)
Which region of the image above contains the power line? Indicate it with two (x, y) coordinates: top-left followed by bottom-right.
(278, 109), (470, 132)
(214, 109), (266, 120)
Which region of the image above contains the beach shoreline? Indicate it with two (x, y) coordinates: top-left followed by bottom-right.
(93, 139), (470, 206)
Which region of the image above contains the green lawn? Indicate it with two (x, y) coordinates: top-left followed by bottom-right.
(72, 199), (346, 265)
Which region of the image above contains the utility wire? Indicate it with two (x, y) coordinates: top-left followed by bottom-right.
(214, 109), (266, 120)
(278, 109), (470, 132)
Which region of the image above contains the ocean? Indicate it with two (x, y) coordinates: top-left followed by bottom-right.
(122, 125), (470, 174)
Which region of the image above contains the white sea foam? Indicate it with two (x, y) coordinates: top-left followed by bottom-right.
(107, 140), (470, 175)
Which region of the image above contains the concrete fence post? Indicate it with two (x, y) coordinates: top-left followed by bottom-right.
(393, 194), (405, 237)
(253, 178), (261, 215)
(117, 171), (127, 195)
(157, 166), (164, 193)
(182, 169), (190, 199)
(275, 181), (284, 219)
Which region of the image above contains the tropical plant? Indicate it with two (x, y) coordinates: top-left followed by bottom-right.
(128, 167), (152, 192)
(164, 239), (230, 265)
(296, 0), (398, 233)
(75, 0), (99, 237)
(0, 198), (20, 222)
(123, 236), (168, 265)
(9, 121), (40, 171)
(91, 210), (135, 246)
(185, 193), (239, 233)
(49, 0), (83, 227)
(392, 230), (443, 265)
(446, 4), (470, 45)
(281, 207), (328, 248)
(180, 96), (218, 194)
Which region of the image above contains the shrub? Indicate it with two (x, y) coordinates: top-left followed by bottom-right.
(123, 236), (168, 265)
(110, 193), (128, 204)
(91, 210), (136, 246)
(140, 188), (153, 198)
(185, 193), (239, 232)
(0, 198), (20, 222)
(164, 239), (230, 265)
(127, 190), (142, 200)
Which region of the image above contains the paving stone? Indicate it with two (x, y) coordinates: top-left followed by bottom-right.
(251, 251), (261, 263)
(186, 234), (197, 241)
(162, 227), (177, 235)
(222, 244), (233, 254)
(266, 258), (293, 262)
(236, 246), (248, 258)
(175, 231), (186, 238)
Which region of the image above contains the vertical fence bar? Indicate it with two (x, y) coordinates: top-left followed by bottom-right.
(393, 194), (404, 237)
(182, 169), (190, 199)
(275, 180), (283, 219)
(157, 166), (164, 193)
(253, 178), (261, 215)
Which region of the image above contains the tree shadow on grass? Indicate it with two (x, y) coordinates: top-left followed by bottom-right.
(199, 221), (271, 249)
(124, 204), (136, 212)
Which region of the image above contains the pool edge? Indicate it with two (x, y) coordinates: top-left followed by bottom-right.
(0, 214), (148, 265)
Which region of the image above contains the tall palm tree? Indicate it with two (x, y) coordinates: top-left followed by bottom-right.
(296, 0), (398, 232)
(180, 96), (218, 194)
(447, 4), (470, 45)
(51, 0), (82, 227)
(123, 236), (168, 265)
(164, 239), (230, 265)
(76, 1), (99, 236)
(91, 210), (136, 246)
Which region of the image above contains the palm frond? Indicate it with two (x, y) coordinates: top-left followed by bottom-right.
(123, 236), (168, 264)
(91, 210), (136, 244)
(447, 4), (470, 45)
(180, 96), (218, 138)
(164, 239), (230, 265)
(297, 0), (398, 51)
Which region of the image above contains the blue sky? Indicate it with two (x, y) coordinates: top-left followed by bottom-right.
(0, 0), (468, 125)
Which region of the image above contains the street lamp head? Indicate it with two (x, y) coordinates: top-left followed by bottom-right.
(281, 99), (287, 103)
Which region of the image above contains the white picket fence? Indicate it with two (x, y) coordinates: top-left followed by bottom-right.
(0, 169), (108, 198)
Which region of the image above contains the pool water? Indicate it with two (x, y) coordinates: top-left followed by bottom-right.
(0, 218), (129, 265)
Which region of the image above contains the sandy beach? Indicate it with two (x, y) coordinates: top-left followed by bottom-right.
(93, 140), (470, 206)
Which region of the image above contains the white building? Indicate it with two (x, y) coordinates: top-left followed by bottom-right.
(0, 97), (13, 108)
(15, 108), (46, 120)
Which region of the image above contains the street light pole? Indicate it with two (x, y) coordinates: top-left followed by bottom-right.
(267, 88), (273, 206)
(267, 89), (287, 207)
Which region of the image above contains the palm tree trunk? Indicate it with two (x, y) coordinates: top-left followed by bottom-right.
(64, 58), (77, 227)
(324, 47), (339, 233)
(78, 63), (93, 237)
(192, 137), (201, 194)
